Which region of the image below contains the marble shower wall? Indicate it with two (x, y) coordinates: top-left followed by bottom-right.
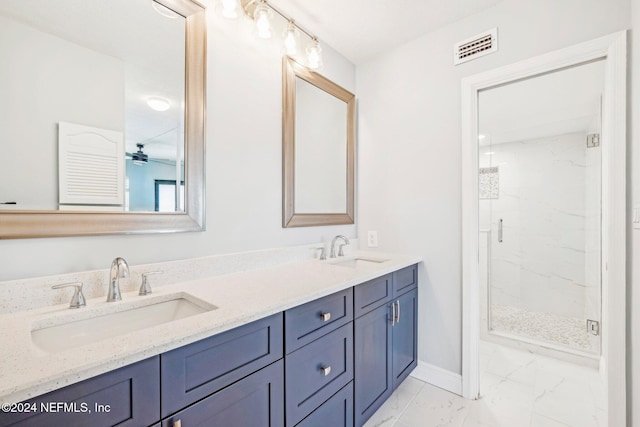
(479, 132), (600, 324)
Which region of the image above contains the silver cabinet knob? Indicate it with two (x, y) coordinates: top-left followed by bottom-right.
(320, 312), (331, 322)
(52, 282), (86, 309)
(173, 420), (182, 427)
(321, 365), (332, 376)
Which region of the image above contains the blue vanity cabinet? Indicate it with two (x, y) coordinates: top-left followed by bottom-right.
(160, 313), (283, 418)
(354, 301), (394, 426)
(295, 381), (354, 427)
(353, 274), (392, 318)
(284, 288), (353, 354)
(284, 289), (354, 427)
(392, 265), (417, 297)
(161, 360), (284, 427)
(354, 264), (419, 427)
(392, 289), (418, 389)
(0, 357), (160, 427)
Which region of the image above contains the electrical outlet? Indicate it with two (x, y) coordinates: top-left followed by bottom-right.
(367, 231), (378, 248)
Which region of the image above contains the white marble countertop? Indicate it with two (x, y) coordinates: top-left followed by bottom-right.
(0, 251), (420, 404)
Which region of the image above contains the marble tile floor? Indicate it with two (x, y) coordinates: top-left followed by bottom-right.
(364, 341), (606, 427)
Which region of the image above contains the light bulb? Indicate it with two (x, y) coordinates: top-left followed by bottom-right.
(306, 37), (323, 69)
(283, 20), (300, 56)
(221, 0), (239, 19)
(254, 1), (272, 39)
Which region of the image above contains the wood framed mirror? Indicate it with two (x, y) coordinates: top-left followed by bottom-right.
(0, 0), (206, 239)
(282, 57), (355, 228)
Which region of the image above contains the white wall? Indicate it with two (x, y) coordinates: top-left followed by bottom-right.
(356, 0), (630, 376)
(0, 3), (357, 281)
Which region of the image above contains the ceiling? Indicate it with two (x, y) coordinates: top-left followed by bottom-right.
(270, 0), (505, 64)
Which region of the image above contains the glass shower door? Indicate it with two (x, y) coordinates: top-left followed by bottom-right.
(478, 59), (604, 355)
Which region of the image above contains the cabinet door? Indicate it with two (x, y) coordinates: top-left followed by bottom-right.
(392, 289), (418, 389)
(354, 302), (393, 427)
(1, 357), (160, 427)
(161, 360), (284, 427)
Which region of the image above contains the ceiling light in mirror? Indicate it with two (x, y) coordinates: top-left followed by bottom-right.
(151, 1), (180, 19)
(147, 97), (171, 111)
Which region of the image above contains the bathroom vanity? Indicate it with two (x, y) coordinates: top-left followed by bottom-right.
(0, 257), (419, 427)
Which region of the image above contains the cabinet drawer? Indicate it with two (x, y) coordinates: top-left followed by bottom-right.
(393, 265), (417, 297)
(284, 288), (353, 354)
(354, 274), (392, 317)
(162, 360), (284, 427)
(296, 381), (353, 427)
(1, 357), (160, 427)
(161, 313), (283, 418)
(285, 323), (354, 427)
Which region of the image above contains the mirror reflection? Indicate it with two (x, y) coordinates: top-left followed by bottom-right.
(0, 0), (186, 212)
(294, 77), (348, 213)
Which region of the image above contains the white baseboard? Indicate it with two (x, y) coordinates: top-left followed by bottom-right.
(410, 361), (462, 396)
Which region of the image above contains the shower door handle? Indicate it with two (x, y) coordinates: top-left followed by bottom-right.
(498, 219), (503, 243)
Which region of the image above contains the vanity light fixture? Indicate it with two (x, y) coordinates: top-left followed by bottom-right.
(253, 0), (273, 39)
(220, 0), (240, 19)
(283, 20), (300, 56)
(306, 37), (323, 70)
(147, 97), (171, 112)
(232, 0), (324, 69)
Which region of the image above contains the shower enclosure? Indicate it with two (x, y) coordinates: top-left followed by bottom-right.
(478, 60), (604, 356)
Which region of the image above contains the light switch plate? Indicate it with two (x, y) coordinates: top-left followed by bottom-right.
(634, 206), (640, 229)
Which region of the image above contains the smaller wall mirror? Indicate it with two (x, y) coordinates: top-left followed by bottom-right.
(282, 57), (355, 227)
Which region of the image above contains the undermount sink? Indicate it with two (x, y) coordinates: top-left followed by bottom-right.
(329, 256), (389, 268)
(31, 293), (216, 353)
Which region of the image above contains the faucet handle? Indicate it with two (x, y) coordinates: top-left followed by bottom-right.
(338, 244), (346, 257)
(316, 247), (327, 261)
(139, 271), (162, 296)
(52, 282), (86, 309)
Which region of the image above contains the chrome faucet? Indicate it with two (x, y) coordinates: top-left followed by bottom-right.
(330, 235), (350, 258)
(107, 257), (129, 302)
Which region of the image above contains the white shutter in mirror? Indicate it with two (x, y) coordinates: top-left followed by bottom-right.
(58, 122), (124, 207)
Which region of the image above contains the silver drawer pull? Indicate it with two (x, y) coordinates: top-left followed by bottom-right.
(321, 365), (332, 376)
(174, 420), (182, 427)
(320, 312), (331, 322)
(396, 300), (401, 323)
(391, 303), (396, 326)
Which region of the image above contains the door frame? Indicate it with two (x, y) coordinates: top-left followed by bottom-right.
(460, 31), (627, 426)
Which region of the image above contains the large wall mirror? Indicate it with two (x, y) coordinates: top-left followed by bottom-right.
(282, 57), (355, 227)
(0, 0), (206, 238)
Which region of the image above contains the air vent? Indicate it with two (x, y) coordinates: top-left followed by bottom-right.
(454, 28), (498, 65)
